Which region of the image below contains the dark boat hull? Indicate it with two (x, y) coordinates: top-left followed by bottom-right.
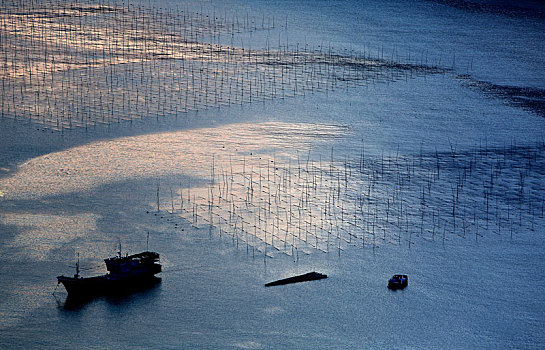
(387, 282), (408, 290)
(265, 271), (327, 287)
(57, 273), (160, 297)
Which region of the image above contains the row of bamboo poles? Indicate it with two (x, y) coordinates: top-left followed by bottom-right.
(154, 140), (545, 260)
(0, 0), (445, 131)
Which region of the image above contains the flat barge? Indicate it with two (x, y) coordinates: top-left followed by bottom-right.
(265, 271), (327, 287)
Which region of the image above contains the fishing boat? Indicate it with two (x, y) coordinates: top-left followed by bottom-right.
(388, 274), (408, 290)
(57, 250), (161, 298)
(265, 271), (327, 287)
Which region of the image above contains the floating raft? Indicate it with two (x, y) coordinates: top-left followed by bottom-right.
(265, 271), (327, 287)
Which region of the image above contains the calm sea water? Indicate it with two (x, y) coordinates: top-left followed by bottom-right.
(1, 0), (544, 349)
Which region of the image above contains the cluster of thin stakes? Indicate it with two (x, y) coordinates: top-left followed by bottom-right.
(156, 141), (545, 260)
(1, 0), (445, 131)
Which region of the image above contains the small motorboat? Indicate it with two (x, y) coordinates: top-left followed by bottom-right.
(388, 274), (408, 290)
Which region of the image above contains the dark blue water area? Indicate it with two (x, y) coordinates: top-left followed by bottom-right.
(152, 0), (545, 88)
(2, 210), (545, 349)
(1, 0), (545, 349)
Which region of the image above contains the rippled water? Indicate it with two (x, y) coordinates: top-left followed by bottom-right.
(0, 122), (347, 199)
(1, 0), (545, 349)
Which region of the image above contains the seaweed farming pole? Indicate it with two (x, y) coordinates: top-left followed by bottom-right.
(156, 180), (161, 212)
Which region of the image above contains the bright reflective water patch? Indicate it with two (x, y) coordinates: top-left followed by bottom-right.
(0, 122), (347, 200)
(0, 212), (99, 261)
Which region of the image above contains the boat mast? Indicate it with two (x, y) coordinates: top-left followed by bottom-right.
(74, 253), (80, 278)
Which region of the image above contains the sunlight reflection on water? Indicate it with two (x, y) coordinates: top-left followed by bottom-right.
(0, 122), (347, 200)
(0, 213), (99, 261)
